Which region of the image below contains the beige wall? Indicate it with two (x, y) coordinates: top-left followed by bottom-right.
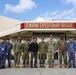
(0, 16), (22, 30)
(0, 16), (22, 37)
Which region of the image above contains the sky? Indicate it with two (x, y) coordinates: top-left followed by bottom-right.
(0, 0), (76, 21)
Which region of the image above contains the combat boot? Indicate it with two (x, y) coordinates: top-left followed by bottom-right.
(26, 64), (29, 68)
(59, 64), (62, 68)
(42, 64), (44, 67)
(51, 64), (54, 68)
(40, 64), (43, 68)
(14, 63), (17, 68)
(40, 64), (41, 68)
(23, 65), (25, 68)
(16, 64), (20, 68)
(27, 65), (29, 68)
(48, 64), (51, 68)
(64, 64), (67, 68)
(40, 64), (42, 68)
(42, 64), (45, 68)
(43, 66), (45, 68)
(40, 64), (45, 68)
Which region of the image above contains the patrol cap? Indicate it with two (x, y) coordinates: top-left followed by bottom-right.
(24, 38), (28, 40)
(41, 37), (44, 39)
(17, 37), (21, 40)
(50, 35), (53, 37)
(60, 35), (63, 37)
(17, 37), (21, 41)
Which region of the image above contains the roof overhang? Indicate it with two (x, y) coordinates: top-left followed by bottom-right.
(0, 21), (76, 37)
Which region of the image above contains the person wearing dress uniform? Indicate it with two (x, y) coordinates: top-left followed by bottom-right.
(67, 37), (76, 68)
(6, 38), (13, 68)
(0, 38), (8, 69)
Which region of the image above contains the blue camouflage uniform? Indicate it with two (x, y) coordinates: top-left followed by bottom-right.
(0, 42), (7, 68)
(6, 42), (13, 66)
(67, 41), (76, 66)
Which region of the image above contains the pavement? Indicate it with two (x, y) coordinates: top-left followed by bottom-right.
(0, 60), (76, 75)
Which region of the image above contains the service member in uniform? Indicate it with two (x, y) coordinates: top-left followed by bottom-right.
(0, 38), (8, 69)
(13, 37), (22, 68)
(67, 37), (76, 68)
(39, 37), (47, 68)
(22, 38), (29, 68)
(6, 38), (13, 68)
(29, 37), (38, 68)
(57, 35), (67, 68)
(47, 35), (56, 68)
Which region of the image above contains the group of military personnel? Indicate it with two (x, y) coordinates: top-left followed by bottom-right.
(0, 34), (76, 69)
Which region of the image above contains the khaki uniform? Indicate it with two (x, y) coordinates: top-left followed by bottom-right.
(39, 42), (47, 67)
(47, 40), (56, 67)
(13, 42), (22, 68)
(57, 39), (67, 68)
(22, 43), (29, 68)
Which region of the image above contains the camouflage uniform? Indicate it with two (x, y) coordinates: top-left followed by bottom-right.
(57, 39), (67, 68)
(22, 43), (29, 68)
(13, 42), (22, 68)
(47, 40), (56, 68)
(39, 41), (47, 67)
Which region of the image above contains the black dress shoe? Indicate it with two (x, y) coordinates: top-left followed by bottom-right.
(73, 66), (76, 68)
(1, 66), (5, 69)
(0, 67), (2, 69)
(8, 65), (11, 68)
(9, 66), (11, 68)
(68, 66), (71, 68)
(8, 64), (11, 68)
(31, 66), (33, 68)
(34, 66), (38, 68)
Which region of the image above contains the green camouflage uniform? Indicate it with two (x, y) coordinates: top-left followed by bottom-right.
(57, 39), (67, 66)
(22, 43), (29, 67)
(48, 40), (56, 66)
(39, 42), (47, 66)
(13, 42), (22, 66)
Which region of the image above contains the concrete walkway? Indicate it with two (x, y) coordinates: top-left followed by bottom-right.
(0, 67), (76, 75)
(0, 60), (76, 75)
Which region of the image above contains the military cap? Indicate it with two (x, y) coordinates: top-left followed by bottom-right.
(17, 37), (21, 41)
(41, 37), (44, 39)
(24, 38), (28, 40)
(60, 35), (63, 37)
(50, 35), (53, 37)
(17, 37), (21, 40)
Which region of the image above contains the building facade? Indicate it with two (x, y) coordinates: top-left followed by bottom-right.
(0, 16), (76, 60)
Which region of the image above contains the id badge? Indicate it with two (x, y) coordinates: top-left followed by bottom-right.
(2, 48), (4, 51)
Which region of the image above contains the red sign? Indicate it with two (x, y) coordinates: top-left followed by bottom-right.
(21, 22), (76, 29)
